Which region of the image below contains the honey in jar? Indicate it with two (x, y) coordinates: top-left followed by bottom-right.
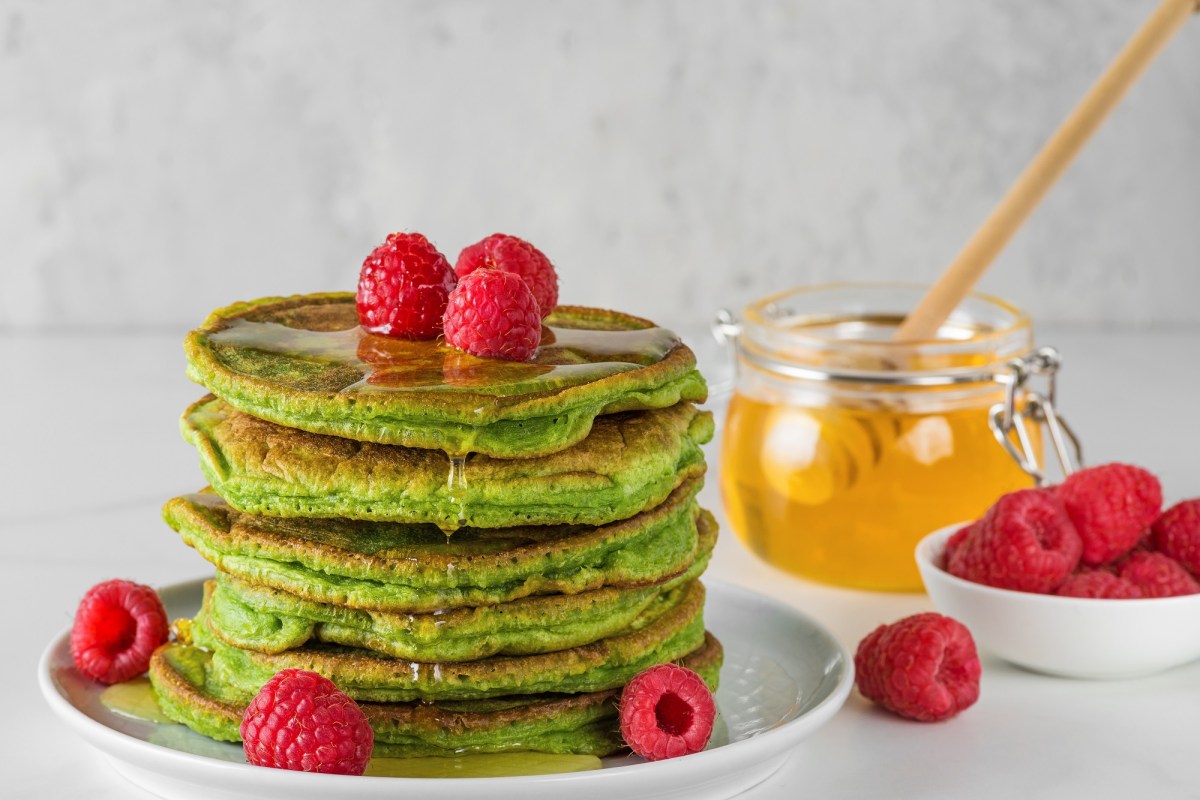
(720, 284), (1038, 591)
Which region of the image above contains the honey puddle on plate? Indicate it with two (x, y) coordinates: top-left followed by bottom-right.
(99, 677), (174, 724)
(365, 753), (602, 778)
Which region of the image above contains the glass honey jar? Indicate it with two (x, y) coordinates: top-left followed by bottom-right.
(718, 283), (1040, 591)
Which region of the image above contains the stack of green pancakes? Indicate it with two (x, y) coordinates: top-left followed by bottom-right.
(150, 292), (722, 757)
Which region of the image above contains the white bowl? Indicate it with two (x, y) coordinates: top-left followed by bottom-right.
(915, 524), (1200, 679)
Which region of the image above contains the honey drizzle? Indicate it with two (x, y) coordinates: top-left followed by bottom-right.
(445, 455), (468, 535)
(208, 320), (680, 396)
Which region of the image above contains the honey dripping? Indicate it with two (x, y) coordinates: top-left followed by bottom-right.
(440, 455), (469, 538)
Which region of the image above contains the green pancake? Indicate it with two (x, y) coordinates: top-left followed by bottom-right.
(184, 294), (707, 458)
(149, 632), (722, 756)
(182, 395), (712, 529)
(162, 482), (712, 613)
(187, 580), (705, 703)
(202, 521), (714, 661)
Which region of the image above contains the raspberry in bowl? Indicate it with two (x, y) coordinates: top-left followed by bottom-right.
(916, 470), (1200, 679)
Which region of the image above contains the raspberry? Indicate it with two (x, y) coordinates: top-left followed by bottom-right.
(70, 579), (168, 686)
(241, 669), (373, 774)
(854, 613), (980, 722)
(1058, 463), (1162, 566)
(1056, 569), (1143, 599)
(443, 268), (542, 362)
(619, 664), (716, 761)
(356, 232), (456, 339)
(942, 523), (974, 569)
(455, 233), (558, 318)
(1151, 499), (1200, 577)
(1117, 551), (1200, 598)
(946, 489), (1081, 593)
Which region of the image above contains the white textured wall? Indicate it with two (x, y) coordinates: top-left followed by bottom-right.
(2, 0), (1198, 333)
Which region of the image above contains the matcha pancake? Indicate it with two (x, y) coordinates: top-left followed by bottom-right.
(149, 633), (722, 756)
(182, 394), (712, 529)
(202, 529), (713, 661)
(162, 482), (713, 613)
(189, 580), (705, 703)
(184, 293), (707, 458)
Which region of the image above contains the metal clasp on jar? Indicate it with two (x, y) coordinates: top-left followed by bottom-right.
(988, 346), (1083, 486)
(708, 309), (745, 401)
(712, 308), (743, 345)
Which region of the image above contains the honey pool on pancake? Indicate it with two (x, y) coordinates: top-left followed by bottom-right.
(721, 315), (1036, 591)
(209, 319), (680, 397)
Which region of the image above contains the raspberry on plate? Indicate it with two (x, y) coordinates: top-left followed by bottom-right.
(854, 613), (980, 722)
(356, 232), (457, 339)
(241, 668), (374, 775)
(1151, 499), (1200, 577)
(70, 579), (169, 685)
(1117, 551), (1200, 598)
(455, 233), (558, 318)
(1056, 569), (1144, 599)
(619, 663), (716, 761)
(1058, 463), (1162, 566)
(443, 268), (543, 362)
(947, 488), (1081, 593)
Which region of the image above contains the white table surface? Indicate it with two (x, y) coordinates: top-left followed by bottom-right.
(5, 325), (1200, 799)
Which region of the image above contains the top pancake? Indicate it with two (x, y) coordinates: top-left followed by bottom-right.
(184, 293), (708, 457)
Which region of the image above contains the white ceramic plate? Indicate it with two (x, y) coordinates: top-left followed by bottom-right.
(40, 578), (852, 800)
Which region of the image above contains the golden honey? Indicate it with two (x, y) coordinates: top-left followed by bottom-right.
(208, 319), (680, 395)
(99, 676), (173, 724)
(720, 284), (1037, 591)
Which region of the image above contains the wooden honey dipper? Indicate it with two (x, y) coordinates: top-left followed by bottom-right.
(894, 0), (1198, 343)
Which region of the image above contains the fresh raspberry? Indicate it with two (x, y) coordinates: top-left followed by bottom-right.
(947, 489), (1081, 593)
(455, 234), (558, 318)
(356, 232), (456, 339)
(1117, 551), (1200, 598)
(443, 268), (542, 361)
(942, 523), (974, 569)
(1056, 569), (1143, 599)
(619, 664), (716, 761)
(854, 613), (980, 722)
(1058, 463), (1162, 566)
(1151, 499), (1200, 577)
(70, 579), (169, 685)
(241, 669), (373, 774)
